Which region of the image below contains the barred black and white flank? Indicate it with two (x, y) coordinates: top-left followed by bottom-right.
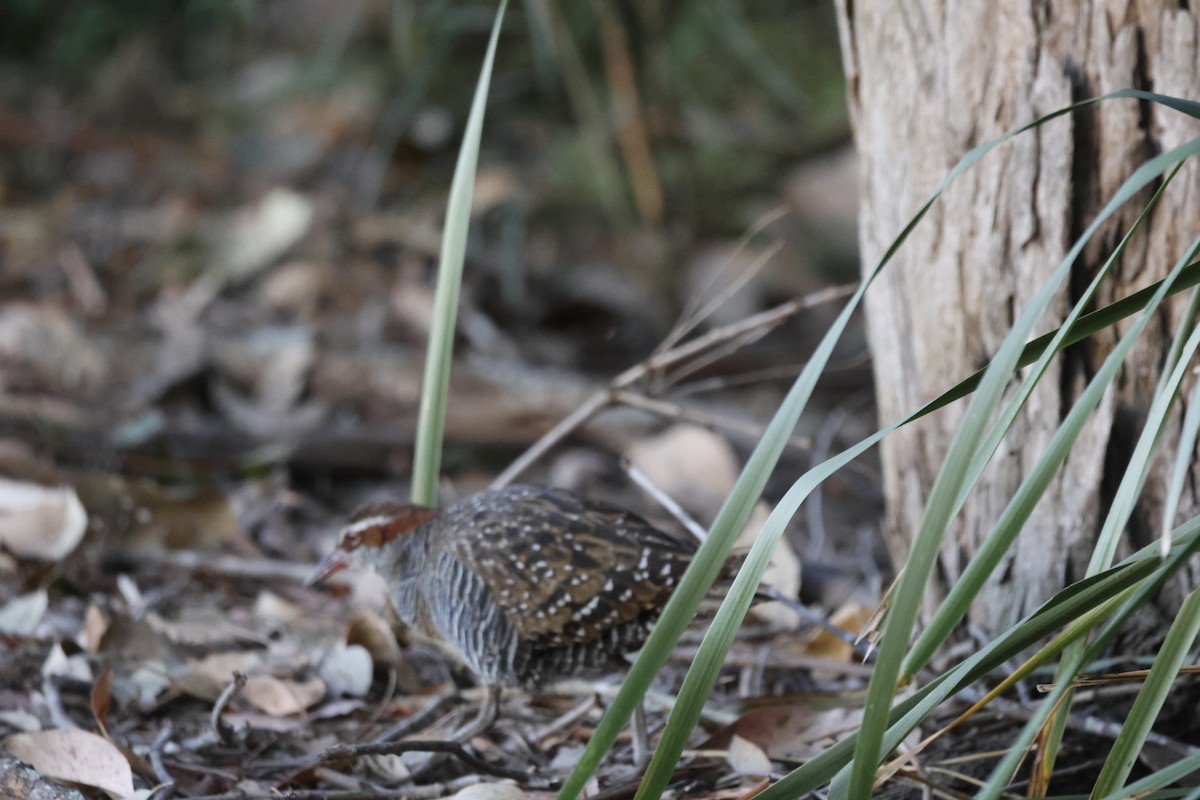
(315, 484), (696, 689)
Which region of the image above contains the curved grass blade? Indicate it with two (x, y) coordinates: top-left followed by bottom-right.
(601, 267), (874, 800)
(913, 256), (1200, 422)
(621, 81), (1186, 800)
(878, 512), (1200, 800)
(1087, 232), (1200, 574)
(410, 0), (509, 506)
(624, 78), (1069, 800)
(563, 67), (996, 800)
(760, 515), (1200, 798)
(841, 125), (1200, 800)
(1162, 303), (1200, 555)
(1101, 753), (1200, 800)
(620, 92), (1200, 800)
(976, 511), (1200, 798)
(1029, 230), (1200, 791)
(987, 238), (1200, 794)
(844, 128), (1171, 800)
(563, 88), (1200, 800)
(1091, 585), (1200, 796)
(902, 167), (1183, 678)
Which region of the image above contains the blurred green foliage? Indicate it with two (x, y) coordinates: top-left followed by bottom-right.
(0, 0), (239, 72)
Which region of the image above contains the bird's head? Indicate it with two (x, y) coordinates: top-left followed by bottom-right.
(306, 502), (438, 585)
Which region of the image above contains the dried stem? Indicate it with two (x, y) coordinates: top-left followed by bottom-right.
(322, 739), (556, 788)
(613, 389), (812, 450)
(211, 672), (247, 745)
(492, 282), (856, 488)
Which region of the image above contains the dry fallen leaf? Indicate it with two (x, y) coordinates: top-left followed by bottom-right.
(317, 645), (373, 698)
(625, 424), (740, 522)
(257, 259), (326, 316)
(76, 473), (253, 555)
(0, 477), (87, 561)
(348, 614), (403, 662)
(95, 616), (175, 662)
(80, 604), (109, 654)
(241, 675), (325, 717)
(91, 669), (114, 738)
(0, 709), (41, 732)
(731, 702), (864, 761)
(0, 304), (107, 395)
(254, 590), (304, 624)
(217, 187), (314, 283)
(178, 652), (261, 702)
(0, 590), (48, 635)
(146, 610), (263, 648)
(738, 502), (802, 627)
(42, 642), (92, 684)
(447, 783), (532, 800)
(112, 664), (173, 712)
(470, 166), (519, 215)
(726, 734), (773, 776)
(5, 729), (135, 799)
(802, 602), (873, 663)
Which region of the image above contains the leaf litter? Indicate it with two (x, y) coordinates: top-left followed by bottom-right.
(0, 8), (889, 796)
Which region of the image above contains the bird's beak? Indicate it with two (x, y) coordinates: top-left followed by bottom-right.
(307, 549), (349, 586)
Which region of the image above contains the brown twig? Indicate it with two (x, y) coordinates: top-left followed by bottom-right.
(532, 695), (598, 745)
(146, 550), (315, 583)
(659, 211), (787, 354)
(647, 283), (856, 378)
(657, 326), (777, 389)
(148, 722), (175, 790)
(212, 672), (247, 745)
(188, 779), (482, 800)
(622, 459), (709, 542)
(321, 740), (557, 788)
(668, 644), (876, 677)
(369, 690), (460, 743)
(492, 282), (857, 488)
(613, 390), (812, 451)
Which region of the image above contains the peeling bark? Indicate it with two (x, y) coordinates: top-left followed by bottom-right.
(835, 1), (1200, 634)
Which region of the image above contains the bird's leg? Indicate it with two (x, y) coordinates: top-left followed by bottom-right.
(451, 684), (502, 742)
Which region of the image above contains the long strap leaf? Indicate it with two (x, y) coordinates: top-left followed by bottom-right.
(411, 0), (509, 506)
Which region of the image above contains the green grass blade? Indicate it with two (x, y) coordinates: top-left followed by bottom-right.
(639, 425), (891, 800)
(915, 258), (1200, 422)
(1087, 232), (1200, 573)
(846, 133), (1200, 800)
(410, 0), (508, 506)
(976, 514), (1200, 797)
(1035, 223), (1200, 781)
(903, 168), (1181, 677)
(563, 89), (1200, 800)
(1099, 751), (1200, 800)
(1091, 585), (1200, 797)
(1162, 293), (1200, 553)
(625, 84), (1178, 800)
(621, 64), (1075, 800)
(565, 49), (995, 800)
(1036, 228), (1200, 788)
(761, 516), (1200, 798)
(611, 278), (874, 800)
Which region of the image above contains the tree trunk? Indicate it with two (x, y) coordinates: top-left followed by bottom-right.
(834, 1), (1200, 635)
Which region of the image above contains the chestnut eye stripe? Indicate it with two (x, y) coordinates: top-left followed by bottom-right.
(339, 506), (437, 549)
